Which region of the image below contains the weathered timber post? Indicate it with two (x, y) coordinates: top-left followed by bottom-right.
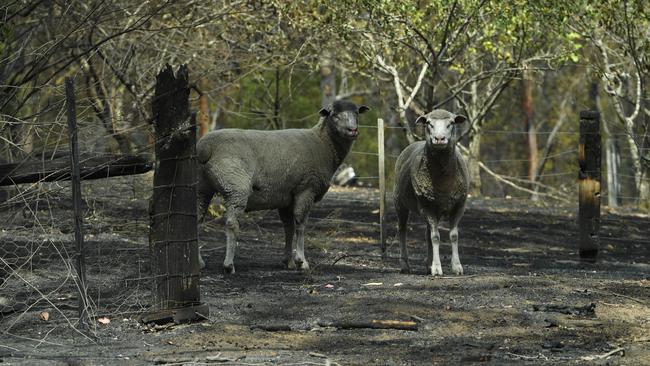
(378, 118), (387, 259)
(146, 64), (208, 323)
(65, 78), (88, 326)
(578, 110), (601, 262)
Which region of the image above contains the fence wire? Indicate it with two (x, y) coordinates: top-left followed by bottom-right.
(1, 85), (649, 349)
(1, 82), (156, 343)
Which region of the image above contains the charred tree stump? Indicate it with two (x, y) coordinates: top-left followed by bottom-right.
(578, 111), (601, 262)
(148, 64), (207, 322)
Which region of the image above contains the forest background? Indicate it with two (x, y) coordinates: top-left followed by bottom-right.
(1, 0), (648, 208)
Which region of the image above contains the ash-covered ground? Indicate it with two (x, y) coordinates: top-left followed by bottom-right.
(1, 176), (648, 365)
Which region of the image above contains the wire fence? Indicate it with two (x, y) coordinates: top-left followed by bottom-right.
(0, 79), (157, 343)
(310, 116), (649, 262)
(1, 82), (649, 349)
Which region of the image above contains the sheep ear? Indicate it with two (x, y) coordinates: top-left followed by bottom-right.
(453, 115), (467, 124)
(319, 108), (330, 117)
(453, 116), (471, 140)
(415, 116), (427, 125)
(358, 105), (370, 114)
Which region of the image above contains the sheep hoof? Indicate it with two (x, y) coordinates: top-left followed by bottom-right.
(380, 251), (388, 261)
(223, 264), (235, 274)
(285, 259), (297, 270)
(452, 263), (464, 276)
(299, 261), (310, 271)
(428, 265), (443, 276)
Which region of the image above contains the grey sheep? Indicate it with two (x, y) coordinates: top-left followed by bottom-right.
(197, 100), (370, 273)
(393, 109), (469, 276)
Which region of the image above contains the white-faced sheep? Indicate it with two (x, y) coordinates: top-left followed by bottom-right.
(197, 100), (370, 273)
(393, 109), (469, 276)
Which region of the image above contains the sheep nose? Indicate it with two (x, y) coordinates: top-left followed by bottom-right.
(433, 136), (447, 144)
(348, 127), (358, 132)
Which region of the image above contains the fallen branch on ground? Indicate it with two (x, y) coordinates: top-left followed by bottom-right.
(249, 324), (292, 331)
(580, 347), (625, 361)
(318, 320), (418, 331)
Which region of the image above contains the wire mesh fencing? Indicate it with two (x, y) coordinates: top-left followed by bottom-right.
(314, 116), (650, 260)
(0, 78), (156, 343)
(1, 82), (649, 348)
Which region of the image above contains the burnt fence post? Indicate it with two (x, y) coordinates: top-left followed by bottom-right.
(578, 110), (601, 262)
(146, 64), (208, 323)
(65, 77), (89, 326)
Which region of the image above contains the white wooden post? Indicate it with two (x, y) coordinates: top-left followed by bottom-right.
(378, 118), (387, 258)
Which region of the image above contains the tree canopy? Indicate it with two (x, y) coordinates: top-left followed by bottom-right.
(1, 0), (648, 207)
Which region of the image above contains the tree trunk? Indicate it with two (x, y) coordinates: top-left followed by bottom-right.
(84, 60), (132, 154)
(320, 51), (336, 108)
(625, 132), (642, 192)
(639, 126), (650, 210)
(522, 69), (539, 200)
(594, 79), (620, 208)
(468, 130), (482, 196)
(605, 137), (620, 207)
(639, 167), (650, 210)
(638, 122), (650, 210)
(198, 79), (210, 138)
(273, 67), (283, 129)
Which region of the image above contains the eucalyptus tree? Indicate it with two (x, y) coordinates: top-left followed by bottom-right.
(333, 0), (581, 196)
(573, 1), (650, 209)
(0, 1), (335, 157)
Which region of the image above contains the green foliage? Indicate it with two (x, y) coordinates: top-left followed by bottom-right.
(224, 66), (379, 181)
(226, 68), (320, 130)
(2, 0), (647, 202)
(0, 23), (11, 57)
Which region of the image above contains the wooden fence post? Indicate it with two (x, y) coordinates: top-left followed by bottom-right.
(378, 118), (387, 259)
(65, 77), (88, 326)
(146, 64), (208, 323)
(578, 110), (601, 262)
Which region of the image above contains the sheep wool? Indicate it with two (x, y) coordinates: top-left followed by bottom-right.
(393, 109), (469, 276)
(197, 100), (370, 273)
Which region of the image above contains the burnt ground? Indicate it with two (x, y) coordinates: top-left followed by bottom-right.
(1, 175), (649, 365)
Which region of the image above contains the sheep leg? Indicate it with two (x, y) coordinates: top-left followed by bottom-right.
(202, 163), (251, 274)
(426, 218), (443, 276)
(397, 207), (410, 274)
(278, 207), (296, 270)
(449, 209), (465, 275)
(220, 186), (250, 275)
(222, 203), (244, 274)
(425, 225), (433, 267)
(292, 191), (315, 271)
(294, 220), (309, 271)
(196, 174), (214, 269)
(197, 172), (215, 223)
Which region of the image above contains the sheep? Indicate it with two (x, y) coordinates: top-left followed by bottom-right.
(393, 109), (469, 276)
(197, 100), (370, 273)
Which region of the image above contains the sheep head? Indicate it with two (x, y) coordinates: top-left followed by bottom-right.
(320, 100), (370, 140)
(416, 109), (467, 149)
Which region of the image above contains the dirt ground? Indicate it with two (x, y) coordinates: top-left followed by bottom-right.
(1, 175), (649, 365)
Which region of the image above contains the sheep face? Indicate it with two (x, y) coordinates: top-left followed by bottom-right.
(416, 110), (467, 149)
(320, 101), (370, 140)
